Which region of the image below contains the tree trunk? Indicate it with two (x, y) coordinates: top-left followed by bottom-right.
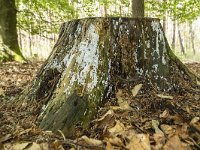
(171, 20), (176, 50)
(189, 24), (196, 54)
(18, 17), (199, 137)
(177, 24), (185, 55)
(132, 0), (144, 17)
(162, 0), (167, 33)
(0, 0), (25, 62)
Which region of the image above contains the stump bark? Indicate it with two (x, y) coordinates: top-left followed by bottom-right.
(18, 17), (199, 136)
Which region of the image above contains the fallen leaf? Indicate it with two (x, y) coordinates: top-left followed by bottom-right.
(39, 143), (50, 150)
(0, 134), (12, 143)
(94, 109), (115, 128)
(114, 89), (133, 111)
(176, 124), (189, 140)
(108, 136), (125, 147)
(160, 124), (175, 135)
(106, 142), (114, 150)
(157, 94), (173, 100)
(111, 102), (133, 111)
(190, 117), (200, 132)
(163, 135), (191, 150)
(185, 105), (191, 114)
(126, 134), (151, 150)
(108, 120), (125, 134)
(160, 109), (170, 119)
(77, 136), (103, 146)
(12, 142), (32, 150)
(131, 84), (143, 97)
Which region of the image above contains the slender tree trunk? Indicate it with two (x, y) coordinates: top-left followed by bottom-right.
(171, 20), (176, 50)
(177, 23), (185, 55)
(18, 18), (199, 137)
(189, 24), (196, 54)
(178, 29), (185, 55)
(104, 5), (108, 17)
(28, 30), (32, 57)
(162, 0), (167, 33)
(132, 0), (144, 17)
(0, 0), (25, 61)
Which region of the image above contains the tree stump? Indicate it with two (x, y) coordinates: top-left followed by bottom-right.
(18, 17), (199, 137)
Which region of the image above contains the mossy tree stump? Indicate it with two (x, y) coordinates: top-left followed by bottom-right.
(18, 17), (199, 137)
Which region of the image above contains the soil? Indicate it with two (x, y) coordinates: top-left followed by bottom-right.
(0, 61), (199, 150)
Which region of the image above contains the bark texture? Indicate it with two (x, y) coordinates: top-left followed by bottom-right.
(18, 17), (199, 137)
(132, 0), (144, 18)
(0, 0), (24, 61)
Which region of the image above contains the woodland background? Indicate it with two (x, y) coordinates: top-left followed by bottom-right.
(16, 0), (200, 62)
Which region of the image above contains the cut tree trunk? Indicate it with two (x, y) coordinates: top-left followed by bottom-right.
(18, 17), (199, 137)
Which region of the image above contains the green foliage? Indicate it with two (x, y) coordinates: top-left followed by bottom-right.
(146, 0), (200, 23)
(16, 0), (132, 36)
(16, 0), (78, 34)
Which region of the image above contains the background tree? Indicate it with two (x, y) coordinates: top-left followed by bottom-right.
(132, 0), (144, 17)
(0, 0), (25, 61)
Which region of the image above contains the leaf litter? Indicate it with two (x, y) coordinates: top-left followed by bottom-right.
(0, 61), (199, 150)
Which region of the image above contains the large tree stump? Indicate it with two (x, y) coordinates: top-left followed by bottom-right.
(18, 17), (199, 136)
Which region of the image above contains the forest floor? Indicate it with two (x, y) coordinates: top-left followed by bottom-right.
(0, 61), (199, 150)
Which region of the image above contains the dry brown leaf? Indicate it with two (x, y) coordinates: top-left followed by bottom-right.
(163, 135), (191, 150)
(106, 142), (115, 150)
(111, 103), (133, 111)
(126, 134), (151, 150)
(160, 124), (176, 136)
(3, 143), (12, 150)
(108, 136), (125, 147)
(157, 94), (173, 100)
(190, 117), (200, 132)
(94, 109), (115, 128)
(153, 132), (166, 147)
(0, 134), (12, 143)
(114, 89), (133, 111)
(12, 142), (32, 150)
(39, 143), (51, 150)
(77, 136), (103, 146)
(108, 120), (125, 134)
(131, 84), (143, 97)
(51, 140), (63, 150)
(185, 105), (191, 114)
(159, 109), (170, 119)
(171, 114), (184, 124)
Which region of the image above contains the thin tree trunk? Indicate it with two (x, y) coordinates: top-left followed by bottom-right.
(189, 24), (196, 54)
(28, 30), (32, 57)
(162, 0), (167, 33)
(104, 4), (107, 17)
(178, 29), (185, 55)
(171, 20), (176, 50)
(132, 0), (144, 17)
